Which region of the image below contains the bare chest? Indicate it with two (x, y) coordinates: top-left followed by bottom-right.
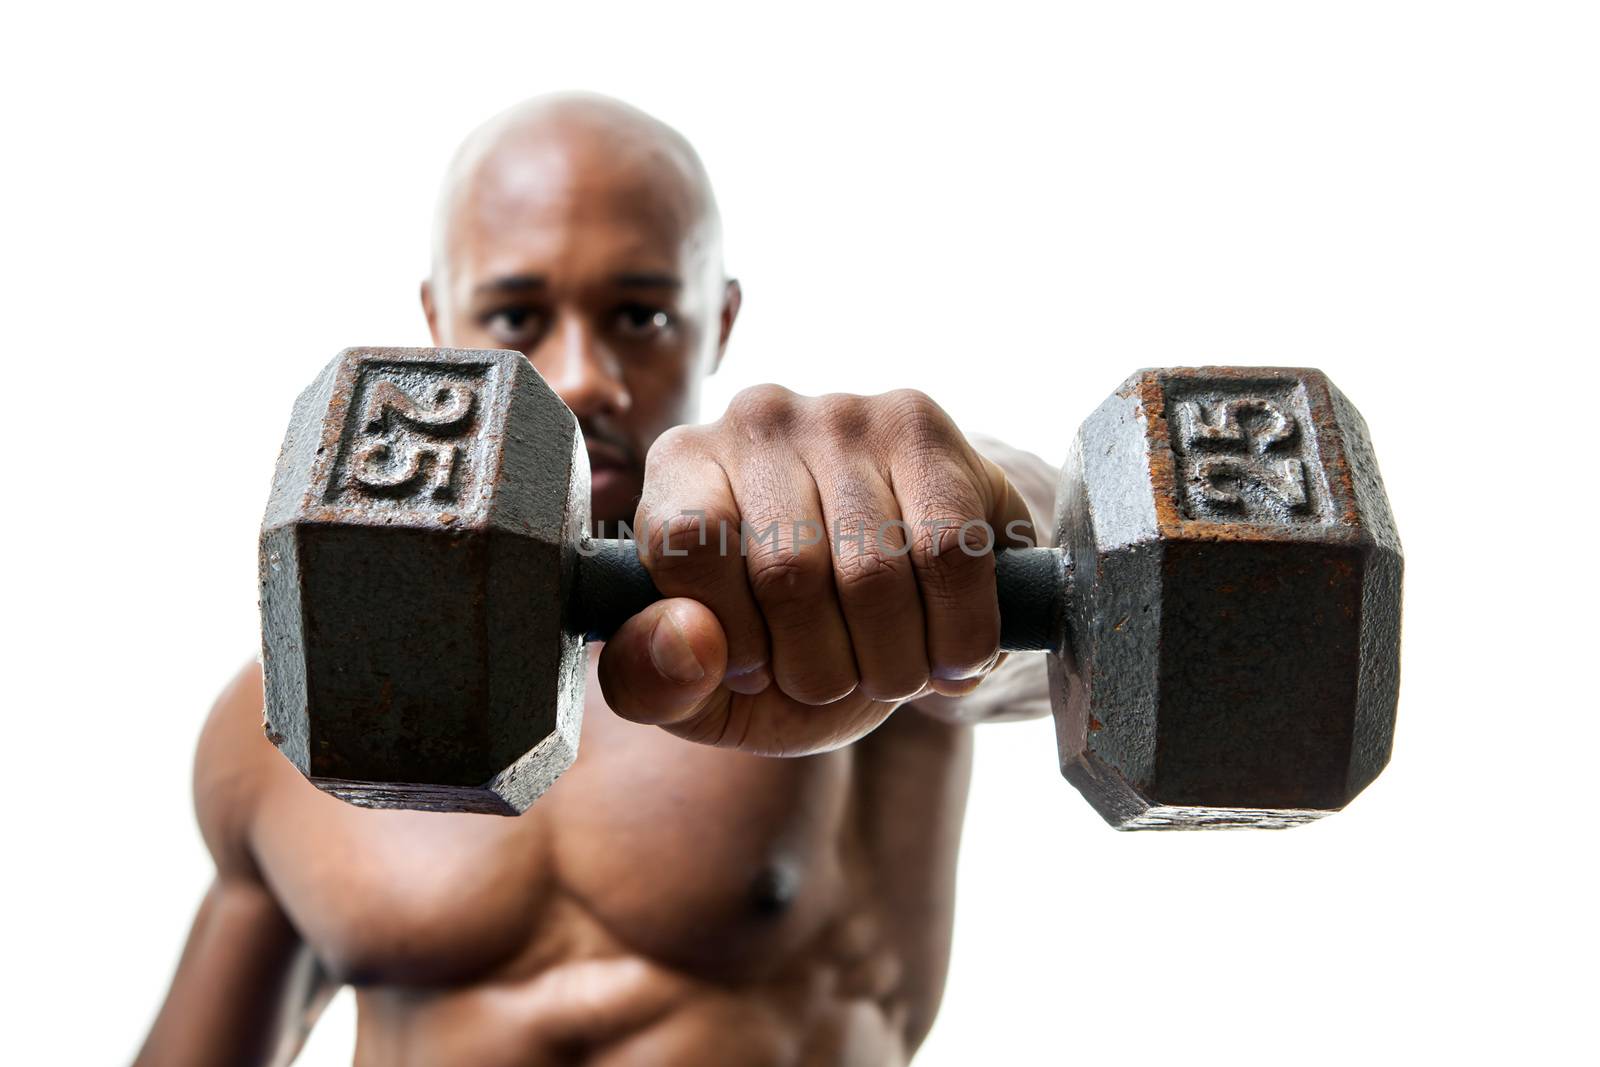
(250, 687), (857, 987)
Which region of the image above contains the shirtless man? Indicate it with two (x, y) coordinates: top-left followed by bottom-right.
(139, 93), (1058, 1067)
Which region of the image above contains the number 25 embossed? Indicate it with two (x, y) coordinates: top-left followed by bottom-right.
(1172, 395), (1312, 521)
(351, 379), (478, 503)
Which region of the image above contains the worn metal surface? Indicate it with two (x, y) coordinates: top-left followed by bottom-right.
(1050, 367), (1402, 829)
(260, 347), (587, 815)
(260, 351), (1402, 829)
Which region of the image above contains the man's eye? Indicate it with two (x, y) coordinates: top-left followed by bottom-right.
(482, 306), (545, 346)
(613, 304), (672, 339)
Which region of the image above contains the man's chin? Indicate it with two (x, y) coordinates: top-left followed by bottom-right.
(589, 469), (642, 535)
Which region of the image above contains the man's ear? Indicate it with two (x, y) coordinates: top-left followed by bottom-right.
(711, 278), (742, 374)
(421, 279), (443, 344)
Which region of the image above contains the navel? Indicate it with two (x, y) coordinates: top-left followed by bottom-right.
(748, 859), (800, 919)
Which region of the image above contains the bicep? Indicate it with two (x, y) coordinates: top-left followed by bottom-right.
(137, 876), (309, 1067)
(139, 661), (318, 1066)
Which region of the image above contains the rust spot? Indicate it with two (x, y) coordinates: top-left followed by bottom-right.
(1136, 372), (1187, 537)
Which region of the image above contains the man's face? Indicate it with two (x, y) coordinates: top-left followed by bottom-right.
(425, 135), (734, 527)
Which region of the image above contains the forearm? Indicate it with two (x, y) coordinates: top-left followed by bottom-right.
(137, 877), (311, 1067)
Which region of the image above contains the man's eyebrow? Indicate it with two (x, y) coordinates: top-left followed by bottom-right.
(611, 272), (682, 290)
(474, 274), (546, 296)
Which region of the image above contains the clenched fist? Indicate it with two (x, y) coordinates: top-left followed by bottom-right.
(596, 385), (1036, 755)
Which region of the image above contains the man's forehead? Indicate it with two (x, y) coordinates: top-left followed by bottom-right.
(454, 219), (686, 296)
(438, 99), (717, 285)
(456, 158), (693, 263)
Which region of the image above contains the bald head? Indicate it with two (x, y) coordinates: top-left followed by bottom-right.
(421, 93), (741, 525)
(430, 93), (724, 312)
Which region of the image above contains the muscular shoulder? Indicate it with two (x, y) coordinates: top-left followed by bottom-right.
(194, 660), (278, 880)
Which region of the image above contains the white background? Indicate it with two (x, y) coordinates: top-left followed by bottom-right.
(5, 2), (1596, 1063)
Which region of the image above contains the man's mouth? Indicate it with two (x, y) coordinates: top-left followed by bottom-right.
(586, 442), (631, 472)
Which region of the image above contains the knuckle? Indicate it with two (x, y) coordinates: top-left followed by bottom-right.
(883, 391), (971, 476)
(746, 545), (831, 609)
(657, 506), (722, 549)
(642, 425), (713, 481)
(642, 508), (733, 582)
(788, 676), (859, 708)
(910, 523), (994, 594)
(725, 384), (799, 436)
(858, 666), (929, 704)
(910, 518), (969, 566)
(883, 386), (936, 413)
(936, 625), (1001, 677)
(637, 514), (679, 570)
(816, 393), (873, 443)
(645, 423), (700, 460)
(883, 388), (948, 437)
(833, 543), (912, 604)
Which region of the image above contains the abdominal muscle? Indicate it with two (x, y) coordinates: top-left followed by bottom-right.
(257, 650), (974, 1067)
(350, 889), (910, 1067)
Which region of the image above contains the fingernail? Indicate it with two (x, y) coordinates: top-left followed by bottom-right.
(724, 664), (771, 695)
(932, 675), (986, 698)
(930, 663), (985, 682)
(649, 606), (706, 684)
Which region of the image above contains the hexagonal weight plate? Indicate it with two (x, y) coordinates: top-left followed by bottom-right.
(1051, 367), (1402, 829)
(259, 347), (590, 814)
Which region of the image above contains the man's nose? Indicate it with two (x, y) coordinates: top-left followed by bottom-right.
(535, 312), (631, 420)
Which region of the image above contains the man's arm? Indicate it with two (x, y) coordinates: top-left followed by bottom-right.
(910, 433), (1059, 725)
(137, 664), (332, 1067)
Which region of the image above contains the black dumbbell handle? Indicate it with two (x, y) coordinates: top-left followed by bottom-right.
(573, 538), (1066, 654)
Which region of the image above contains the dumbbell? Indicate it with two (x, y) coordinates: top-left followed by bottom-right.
(259, 348), (1402, 829)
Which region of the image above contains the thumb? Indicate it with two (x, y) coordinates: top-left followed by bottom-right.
(597, 598), (727, 726)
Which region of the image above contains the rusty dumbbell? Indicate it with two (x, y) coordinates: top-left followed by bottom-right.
(259, 348), (1401, 828)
